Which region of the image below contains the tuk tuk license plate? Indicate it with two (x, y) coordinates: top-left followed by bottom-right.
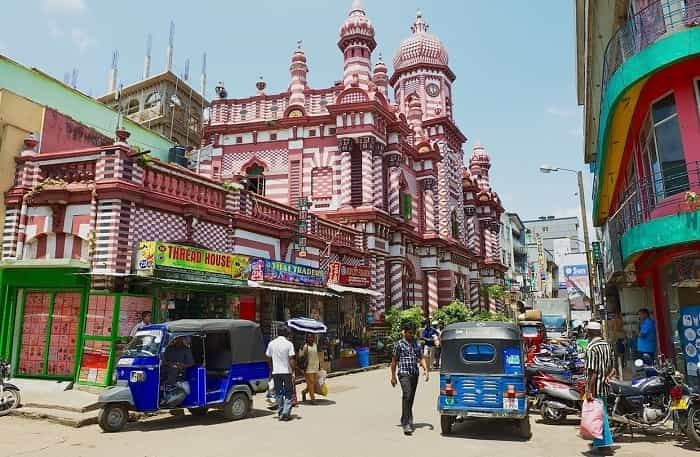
(503, 398), (518, 410)
(671, 397), (689, 410)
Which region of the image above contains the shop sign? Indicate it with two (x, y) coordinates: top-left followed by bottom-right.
(249, 258), (326, 287)
(328, 262), (371, 288)
(136, 241), (249, 280)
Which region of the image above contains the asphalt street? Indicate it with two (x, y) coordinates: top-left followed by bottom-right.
(0, 368), (697, 457)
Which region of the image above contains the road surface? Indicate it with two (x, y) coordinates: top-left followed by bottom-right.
(0, 368), (696, 457)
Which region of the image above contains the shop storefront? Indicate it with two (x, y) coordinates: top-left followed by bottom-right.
(0, 262), (90, 383)
(134, 241), (252, 322)
(326, 262), (381, 369)
(661, 255), (700, 380)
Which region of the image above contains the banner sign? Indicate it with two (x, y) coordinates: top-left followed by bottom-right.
(136, 241), (249, 280)
(327, 262), (371, 288)
(249, 258), (326, 288)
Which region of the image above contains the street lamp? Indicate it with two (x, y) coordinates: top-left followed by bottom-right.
(539, 164), (599, 321)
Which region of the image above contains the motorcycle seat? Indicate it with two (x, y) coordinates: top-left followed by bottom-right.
(609, 380), (643, 396)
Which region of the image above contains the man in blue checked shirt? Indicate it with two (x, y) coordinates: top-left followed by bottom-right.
(390, 321), (430, 435)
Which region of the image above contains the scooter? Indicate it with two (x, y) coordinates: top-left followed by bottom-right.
(537, 373), (586, 423)
(0, 359), (20, 416)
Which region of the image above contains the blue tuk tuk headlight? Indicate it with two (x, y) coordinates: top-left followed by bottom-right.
(130, 370), (146, 383)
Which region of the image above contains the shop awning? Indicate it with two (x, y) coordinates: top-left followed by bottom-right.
(147, 277), (248, 289)
(327, 283), (381, 297)
(247, 281), (338, 297)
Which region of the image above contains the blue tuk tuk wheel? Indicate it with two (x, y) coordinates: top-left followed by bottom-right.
(98, 404), (129, 433)
(223, 392), (250, 421)
(440, 415), (455, 435)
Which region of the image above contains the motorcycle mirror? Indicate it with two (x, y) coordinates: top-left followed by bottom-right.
(634, 359), (644, 368)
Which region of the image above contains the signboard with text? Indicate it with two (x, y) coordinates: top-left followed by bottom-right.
(249, 258), (326, 288)
(327, 262), (371, 288)
(136, 241), (249, 280)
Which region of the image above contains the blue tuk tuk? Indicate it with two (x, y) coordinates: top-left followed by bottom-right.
(97, 319), (269, 432)
(437, 321), (530, 438)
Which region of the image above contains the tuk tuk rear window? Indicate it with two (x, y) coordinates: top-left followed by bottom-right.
(461, 344), (496, 362)
(520, 326), (539, 337)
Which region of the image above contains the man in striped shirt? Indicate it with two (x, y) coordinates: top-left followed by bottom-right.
(585, 321), (615, 455)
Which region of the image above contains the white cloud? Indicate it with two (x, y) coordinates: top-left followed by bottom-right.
(70, 28), (97, 52)
(41, 0), (86, 13)
(546, 105), (577, 118)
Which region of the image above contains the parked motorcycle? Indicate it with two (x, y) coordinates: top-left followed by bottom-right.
(0, 359), (20, 416)
(671, 366), (700, 447)
(608, 359), (681, 434)
(537, 373), (586, 423)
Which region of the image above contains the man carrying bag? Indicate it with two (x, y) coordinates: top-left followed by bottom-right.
(582, 321), (615, 455)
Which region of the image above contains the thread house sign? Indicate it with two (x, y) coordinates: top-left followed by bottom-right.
(136, 241), (250, 280)
(249, 258), (326, 288)
(327, 262), (371, 288)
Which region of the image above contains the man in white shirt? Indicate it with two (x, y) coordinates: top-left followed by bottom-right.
(129, 311), (152, 337)
(266, 325), (296, 420)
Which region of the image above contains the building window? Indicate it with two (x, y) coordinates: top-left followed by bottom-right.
(144, 92), (161, 110)
(641, 93), (689, 203)
(245, 165), (265, 195)
(311, 167), (333, 201)
(308, 129), (317, 137)
(236, 136), (243, 144)
(401, 192), (412, 221)
(328, 127), (336, 135)
(451, 210), (459, 239)
(542, 227), (549, 233)
(270, 133), (277, 141)
(350, 147), (363, 206)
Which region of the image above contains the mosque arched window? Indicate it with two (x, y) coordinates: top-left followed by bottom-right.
(245, 165), (265, 195)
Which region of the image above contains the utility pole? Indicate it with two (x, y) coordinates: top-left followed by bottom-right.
(576, 170), (602, 333)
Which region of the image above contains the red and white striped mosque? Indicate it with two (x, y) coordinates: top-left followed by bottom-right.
(198, 1), (507, 317)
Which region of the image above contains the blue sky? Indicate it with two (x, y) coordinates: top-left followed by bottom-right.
(0, 0), (591, 227)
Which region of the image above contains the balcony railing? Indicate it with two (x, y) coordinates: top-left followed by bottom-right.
(609, 160), (699, 235)
(602, 0), (700, 94)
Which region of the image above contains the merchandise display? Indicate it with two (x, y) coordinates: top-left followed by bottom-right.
(118, 295), (153, 337)
(85, 295), (115, 337)
(47, 293), (81, 376)
(18, 292), (51, 376)
(78, 339), (111, 385)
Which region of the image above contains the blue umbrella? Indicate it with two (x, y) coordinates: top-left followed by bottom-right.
(287, 317), (327, 334)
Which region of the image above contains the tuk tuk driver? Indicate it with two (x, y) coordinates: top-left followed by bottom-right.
(162, 336), (195, 387)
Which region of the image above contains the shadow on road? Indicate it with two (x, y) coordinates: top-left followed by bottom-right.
(299, 399), (337, 406)
(393, 422), (435, 431)
(118, 408), (274, 433)
(443, 419), (531, 442)
(535, 417), (580, 427)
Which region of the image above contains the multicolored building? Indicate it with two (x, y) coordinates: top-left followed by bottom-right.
(0, 1), (507, 385)
(199, 3), (507, 318)
(577, 0), (700, 369)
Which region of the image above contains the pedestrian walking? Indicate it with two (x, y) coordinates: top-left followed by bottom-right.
(420, 319), (439, 370)
(636, 309), (656, 365)
(585, 321), (615, 455)
(434, 321), (444, 369)
(390, 321), (429, 436)
(300, 333), (321, 404)
(266, 325), (296, 421)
